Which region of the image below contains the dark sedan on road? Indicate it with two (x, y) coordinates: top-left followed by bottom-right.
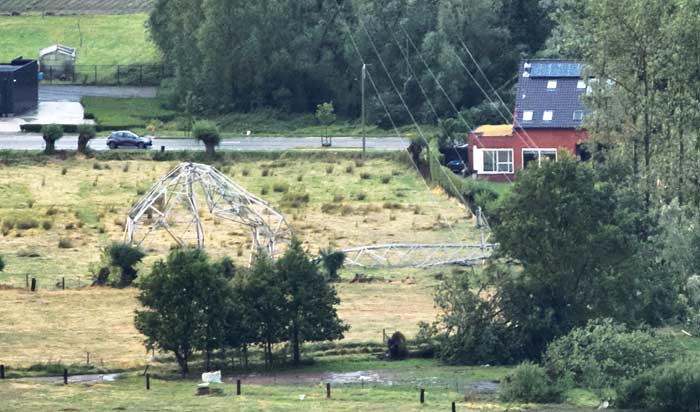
(106, 131), (153, 149)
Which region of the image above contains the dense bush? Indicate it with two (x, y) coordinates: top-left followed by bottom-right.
(617, 361), (700, 412)
(543, 319), (675, 390)
(499, 362), (562, 404)
(106, 243), (146, 287)
(387, 331), (408, 360)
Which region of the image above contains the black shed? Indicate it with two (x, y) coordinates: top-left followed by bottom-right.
(0, 58), (38, 117)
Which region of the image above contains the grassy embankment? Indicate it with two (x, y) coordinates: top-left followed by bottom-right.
(81, 96), (440, 138)
(0, 14), (158, 65)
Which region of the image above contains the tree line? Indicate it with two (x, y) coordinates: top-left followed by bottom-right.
(134, 239), (347, 376)
(149, 0), (552, 127)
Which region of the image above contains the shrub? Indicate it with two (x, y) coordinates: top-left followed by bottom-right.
(345, 165), (354, 174)
(0, 255), (4, 272)
(381, 176), (391, 184)
(65, 222), (75, 230)
(387, 331), (408, 360)
(273, 182), (290, 193)
(332, 194), (344, 203)
(46, 207), (59, 216)
(319, 248), (346, 281)
(58, 238), (74, 249)
(41, 220), (52, 230)
(383, 202), (403, 210)
(326, 165), (334, 175)
(618, 361), (700, 412)
(15, 218), (39, 230)
(356, 191), (367, 201)
(281, 191), (310, 209)
(242, 168), (250, 176)
(106, 243), (146, 287)
(61, 167), (68, 175)
(260, 185), (270, 195)
(41, 124), (63, 154)
(261, 169), (270, 177)
(355, 159), (365, 167)
(499, 362), (563, 403)
(192, 120), (221, 155)
(77, 124), (96, 154)
(543, 319), (675, 391)
(360, 172), (371, 180)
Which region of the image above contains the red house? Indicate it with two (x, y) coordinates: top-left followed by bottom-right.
(468, 60), (589, 181)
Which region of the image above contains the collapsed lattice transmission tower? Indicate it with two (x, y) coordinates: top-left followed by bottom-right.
(125, 162), (291, 255)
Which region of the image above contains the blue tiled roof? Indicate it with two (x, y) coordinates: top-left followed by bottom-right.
(514, 59), (588, 129)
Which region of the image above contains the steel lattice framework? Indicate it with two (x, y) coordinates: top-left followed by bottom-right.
(125, 162), (291, 255)
(342, 243), (495, 268)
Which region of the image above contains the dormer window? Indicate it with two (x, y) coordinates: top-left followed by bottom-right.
(523, 111), (534, 121)
(573, 110), (584, 121)
(547, 80), (557, 90)
(543, 111), (554, 121)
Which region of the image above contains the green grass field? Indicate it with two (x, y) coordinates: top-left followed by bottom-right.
(0, 0), (154, 14)
(0, 14), (158, 65)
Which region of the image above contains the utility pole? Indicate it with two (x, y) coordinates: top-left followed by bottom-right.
(361, 63), (367, 157)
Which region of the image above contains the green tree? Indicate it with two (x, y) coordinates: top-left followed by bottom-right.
(77, 124), (96, 154)
(236, 251), (287, 366)
(315, 102), (336, 138)
(135, 248), (227, 376)
(276, 238), (348, 364)
(41, 124), (63, 154)
(192, 120), (221, 155)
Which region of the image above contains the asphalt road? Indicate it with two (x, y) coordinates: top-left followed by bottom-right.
(0, 134), (408, 152)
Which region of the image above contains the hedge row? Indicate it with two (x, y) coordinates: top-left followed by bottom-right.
(20, 124), (142, 133)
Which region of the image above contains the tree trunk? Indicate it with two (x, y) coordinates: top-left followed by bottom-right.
(175, 351), (189, 377)
(206, 143), (215, 156)
(205, 348), (211, 372)
(292, 325), (301, 365)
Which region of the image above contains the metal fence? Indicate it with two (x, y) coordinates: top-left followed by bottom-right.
(40, 64), (171, 86)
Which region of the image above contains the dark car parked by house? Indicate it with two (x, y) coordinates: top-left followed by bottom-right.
(106, 131), (152, 149)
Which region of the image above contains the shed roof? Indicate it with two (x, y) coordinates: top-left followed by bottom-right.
(39, 44), (76, 59)
(473, 124), (513, 137)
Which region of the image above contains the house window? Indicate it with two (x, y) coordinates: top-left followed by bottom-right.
(577, 80), (586, 89)
(522, 111), (534, 121)
(483, 149), (514, 174)
(573, 110), (584, 121)
(523, 149), (557, 168)
(547, 80), (557, 90)
(543, 111), (554, 121)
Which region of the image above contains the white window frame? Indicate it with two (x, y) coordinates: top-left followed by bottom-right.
(573, 110), (584, 121)
(479, 149), (514, 175)
(577, 80), (586, 89)
(522, 110), (534, 121)
(547, 80), (557, 90)
(543, 110), (554, 121)
(522, 149), (558, 169)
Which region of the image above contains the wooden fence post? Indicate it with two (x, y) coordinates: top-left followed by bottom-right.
(63, 369), (68, 385)
(146, 373), (150, 390)
(30, 278), (36, 292)
(62, 277), (65, 290)
(452, 401), (456, 412)
(326, 383), (331, 399)
(236, 379), (241, 396)
(420, 388), (425, 404)
(1, 364), (5, 379)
